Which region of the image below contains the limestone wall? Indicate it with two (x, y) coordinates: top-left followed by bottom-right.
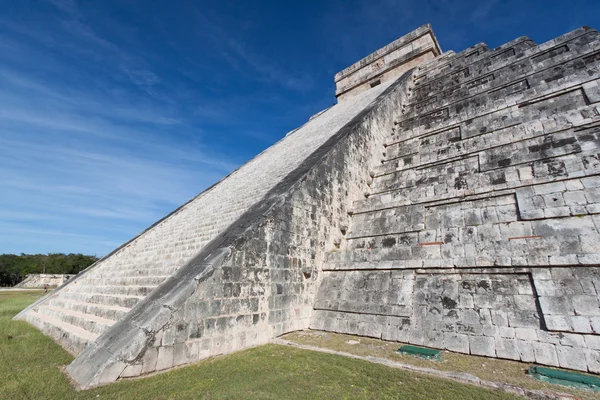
(312, 26), (600, 373)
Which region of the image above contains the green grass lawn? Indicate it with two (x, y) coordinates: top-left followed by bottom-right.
(0, 291), (523, 399)
(283, 330), (600, 400)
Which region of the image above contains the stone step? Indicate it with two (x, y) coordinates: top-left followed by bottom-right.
(70, 275), (169, 287)
(46, 298), (130, 321)
(408, 34), (600, 118)
(380, 103), (600, 177)
(59, 291), (143, 309)
(24, 310), (98, 355)
(66, 284), (155, 297)
(394, 60), (600, 145)
(36, 305), (115, 336)
(88, 266), (179, 278)
(410, 29), (599, 110)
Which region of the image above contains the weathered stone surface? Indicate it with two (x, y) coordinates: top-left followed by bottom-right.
(314, 24), (600, 374)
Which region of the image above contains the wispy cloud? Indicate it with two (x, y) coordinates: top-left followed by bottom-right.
(192, 11), (314, 92)
(0, 2), (248, 255)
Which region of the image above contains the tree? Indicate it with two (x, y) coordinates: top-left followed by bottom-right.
(0, 253), (99, 287)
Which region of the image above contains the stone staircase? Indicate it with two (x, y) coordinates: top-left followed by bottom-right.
(15, 48), (400, 372)
(22, 265), (180, 355)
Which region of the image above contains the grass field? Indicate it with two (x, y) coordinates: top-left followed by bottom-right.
(283, 330), (600, 400)
(0, 291), (525, 399)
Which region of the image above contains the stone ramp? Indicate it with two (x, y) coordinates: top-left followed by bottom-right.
(311, 26), (600, 373)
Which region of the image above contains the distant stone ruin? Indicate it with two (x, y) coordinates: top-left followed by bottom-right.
(15, 24), (600, 388)
(15, 274), (75, 288)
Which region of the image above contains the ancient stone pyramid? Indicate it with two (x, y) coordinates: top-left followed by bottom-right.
(15, 24), (600, 388)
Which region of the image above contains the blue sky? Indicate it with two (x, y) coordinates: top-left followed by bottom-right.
(1, 0), (599, 256)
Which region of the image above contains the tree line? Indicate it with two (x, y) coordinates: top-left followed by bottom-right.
(0, 253), (99, 287)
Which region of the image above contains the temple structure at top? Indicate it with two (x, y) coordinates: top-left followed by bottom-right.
(335, 24), (441, 101)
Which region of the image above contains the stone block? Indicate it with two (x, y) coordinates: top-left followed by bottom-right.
(583, 80), (600, 103)
(532, 280), (559, 297)
(534, 216), (597, 237)
(515, 327), (537, 341)
(508, 310), (540, 329)
(155, 346), (174, 371)
(469, 335), (496, 357)
(585, 349), (600, 373)
(533, 342), (559, 366)
(499, 327), (515, 339)
(538, 296), (574, 315)
(548, 255), (578, 265)
(559, 333), (586, 348)
(173, 341), (199, 367)
(534, 182), (566, 195)
(545, 315), (572, 331)
(141, 347), (159, 374)
(444, 332), (470, 354)
(563, 191), (587, 205)
(565, 179), (584, 191)
(556, 345), (588, 371)
(571, 295), (600, 316)
(578, 254), (600, 264)
(570, 316), (593, 333)
(517, 340), (536, 362)
(544, 207), (571, 218)
(120, 363), (143, 378)
(495, 338), (520, 360)
(491, 310), (508, 327)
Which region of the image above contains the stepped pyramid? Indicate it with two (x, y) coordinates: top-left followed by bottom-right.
(16, 24), (600, 388)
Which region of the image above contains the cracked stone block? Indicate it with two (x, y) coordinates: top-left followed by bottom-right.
(517, 340), (536, 362)
(120, 363), (142, 378)
(155, 346), (174, 371)
(585, 349), (600, 373)
(559, 333), (586, 348)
